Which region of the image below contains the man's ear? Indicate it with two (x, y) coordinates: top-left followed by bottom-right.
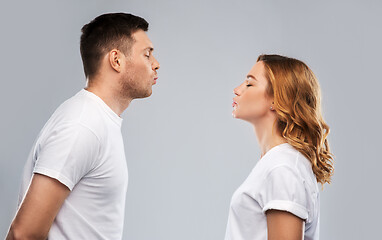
(109, 49), (122, 73)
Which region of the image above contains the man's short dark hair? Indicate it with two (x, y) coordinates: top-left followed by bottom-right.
(80, 13), (149, 79)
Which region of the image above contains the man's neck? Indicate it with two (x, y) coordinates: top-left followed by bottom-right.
(85, 83), (132, 117)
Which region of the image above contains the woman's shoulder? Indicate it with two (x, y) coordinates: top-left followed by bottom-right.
(260, 143), (299, 167)
(259, 143), (316, 183)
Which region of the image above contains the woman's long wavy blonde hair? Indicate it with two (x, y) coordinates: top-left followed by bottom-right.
(258, 54), (333, 185)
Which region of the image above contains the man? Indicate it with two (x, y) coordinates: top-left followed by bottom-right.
(7, 12), (159, 239)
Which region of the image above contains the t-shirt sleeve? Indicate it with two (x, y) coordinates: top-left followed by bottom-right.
(33, 122), (100, 191)
(258, 165), (309, 220)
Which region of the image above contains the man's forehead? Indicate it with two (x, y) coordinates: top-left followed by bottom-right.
(132, 30), (153, 49)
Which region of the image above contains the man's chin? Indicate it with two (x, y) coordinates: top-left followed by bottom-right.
(133, 90), (152, 99)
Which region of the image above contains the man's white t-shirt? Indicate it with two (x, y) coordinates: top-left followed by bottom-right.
(18, 89), (128, 240)
(225, 143), (320, 240)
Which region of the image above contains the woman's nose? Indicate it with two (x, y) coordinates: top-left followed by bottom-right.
(233, 86), (241, 96)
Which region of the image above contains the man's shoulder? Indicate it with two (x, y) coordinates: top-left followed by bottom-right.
(46, 90), (108, 135)
(52, 90), (93, 122)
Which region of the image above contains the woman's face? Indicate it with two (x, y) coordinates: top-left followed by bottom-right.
(232, 61), (274, 123)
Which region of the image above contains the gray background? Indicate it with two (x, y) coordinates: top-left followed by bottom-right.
(1, 0), (381, 239)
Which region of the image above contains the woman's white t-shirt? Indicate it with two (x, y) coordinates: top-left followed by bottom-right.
(225, 143), (320, 240)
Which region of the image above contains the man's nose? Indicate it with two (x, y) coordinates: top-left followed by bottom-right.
(152, 56), (160, 70)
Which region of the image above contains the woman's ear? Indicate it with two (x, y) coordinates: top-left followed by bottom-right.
(270, 101), (275, 111)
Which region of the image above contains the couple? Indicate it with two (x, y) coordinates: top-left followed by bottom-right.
(6, 13), (333, 240)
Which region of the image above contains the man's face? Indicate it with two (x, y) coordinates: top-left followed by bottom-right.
(119, 30), (160, 99)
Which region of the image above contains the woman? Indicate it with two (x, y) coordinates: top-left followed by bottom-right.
(225, 54), (333, 240)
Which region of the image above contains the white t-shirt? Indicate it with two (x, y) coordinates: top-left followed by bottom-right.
(225, 143), (320, 240)
(18, 89), (128, 240)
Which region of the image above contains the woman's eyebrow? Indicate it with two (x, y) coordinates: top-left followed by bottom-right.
(246, 74), (257, 80)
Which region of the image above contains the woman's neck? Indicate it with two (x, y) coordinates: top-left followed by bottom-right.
(252, 119), (287, 158)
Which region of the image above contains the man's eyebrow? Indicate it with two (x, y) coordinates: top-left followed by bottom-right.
(246, 74), (257, 80)
(144, 47), (154, 52)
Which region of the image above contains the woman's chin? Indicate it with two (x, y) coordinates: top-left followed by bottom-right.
(232, 112), (244, 121)
(232, 110), (239, 119)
